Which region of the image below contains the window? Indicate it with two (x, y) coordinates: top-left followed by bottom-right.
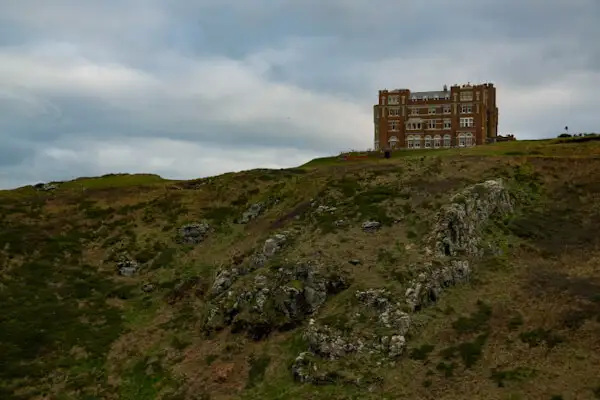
(411, 108), (419, 115)
(443, 105), (451, 114)
(443, 120), (451, 129)
(476, 92), (480, 101)
(428, 107), (436, 115)
(389, 108), (400, 116)
(460, 104), (473, 114)
(465, 132), (473, 147)
(424, 135), (432, 148)
(389, 121), (398, 131)
(374, 125), (379, 140)
(434, 135), (441, 148)
(388, 95), (399, 104)
(381, 96), (386, 105)
(406, 135), (414, 149)
(407, 122), (422, 130)
(389, 136), (398, 149)
(411, 96), (417, 101)
(413, 136), (421, 148)
(434, 95), (439, 100)
(443, 134), (451, 147)
(422, 96), (428, 101)
(459, 117), (474, 128)
(374, 140), (380, 150)
(428, 120), (436, 129)
(459, 91), (473, 101)
(444, 93), (450, 100)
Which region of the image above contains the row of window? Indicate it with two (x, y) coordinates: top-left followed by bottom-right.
(389, 117), (474, 131)
(403, 104), (475, 116)
(385, 91), (475, 104)
(386, 133), (475, 149)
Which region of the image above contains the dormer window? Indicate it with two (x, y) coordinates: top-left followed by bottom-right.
(434, 95), (439, 100)
(422, 96), (428, 101)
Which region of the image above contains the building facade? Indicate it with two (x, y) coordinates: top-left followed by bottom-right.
(373, 83), (498, 150)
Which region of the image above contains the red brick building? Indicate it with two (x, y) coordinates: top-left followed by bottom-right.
(373, 83), (499, 150)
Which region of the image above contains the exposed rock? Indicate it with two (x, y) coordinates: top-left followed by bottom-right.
(211, 232), (290, 296)
(204, 261), (349, 340)
(237, 203), (264, 224)
(432, 179), (513, 258)
(362, 221), (381, 232)
(300, 288), (410, 364)
(262, 233), (287, 257)
(142, 283), (155, 293)
(33, 183), (58, 191)
(355, 289), (411, 332)
(177, 222), (210, 245)
(291, 179), (517, 383)
(117, 258), (138, 276)
(334, 219), (348, 227)
(303, 321), (407, 361)
(291, 352), (318, 383)
(315, 205), (337, 214)
(404, 260), (470, 312)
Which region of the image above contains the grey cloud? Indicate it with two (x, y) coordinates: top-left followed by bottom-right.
(0, 0), (599, 189)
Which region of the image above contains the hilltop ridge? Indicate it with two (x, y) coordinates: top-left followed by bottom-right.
(2, 139), (600, 400)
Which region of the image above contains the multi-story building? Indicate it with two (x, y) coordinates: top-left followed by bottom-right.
(373, 83), (498, 150)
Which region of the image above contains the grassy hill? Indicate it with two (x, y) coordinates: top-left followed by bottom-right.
(2, 139), (600, 400)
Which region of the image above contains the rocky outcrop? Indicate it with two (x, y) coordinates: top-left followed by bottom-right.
(211, 232), (290, 296)
(292, 179), (516, 383)
(177, 222), (211, 245)
(432, 179), (513, 258)
(404, 260), (470, 312)
(203, 261), (349, 340)
(237, 203), (265, 224)
(403, 179), (512, 310)
(116, 257), (138, 276)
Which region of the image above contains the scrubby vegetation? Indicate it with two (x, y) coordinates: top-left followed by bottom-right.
(2, 139), (600, 399)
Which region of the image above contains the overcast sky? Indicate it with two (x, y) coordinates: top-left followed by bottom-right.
(1, 0), (599, 189)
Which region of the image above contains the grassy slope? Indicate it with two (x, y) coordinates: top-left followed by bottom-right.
(1, 140), (600, 400)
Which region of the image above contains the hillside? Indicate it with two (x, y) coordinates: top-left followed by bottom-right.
(2, 139), (600, 400)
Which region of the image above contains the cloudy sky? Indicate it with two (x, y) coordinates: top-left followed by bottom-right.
(1, 0), (599, 189)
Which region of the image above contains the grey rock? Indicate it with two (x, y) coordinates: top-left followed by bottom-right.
(204, 261), (349, 339)
(432, 179), (512, 258)
(211, 232), (290, 296)
(117, 258), (138, 276)
(177, 222), (210, 245)
(238, 203), (264, 224)
(362, 221), (381, 232)
(405, 260), (470, 312)
(315, 205), (337, 214)
(142, 283), (155, 292)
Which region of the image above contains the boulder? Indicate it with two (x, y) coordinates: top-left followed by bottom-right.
(177, 222), (210, 245)
(238, 203), (265, 224)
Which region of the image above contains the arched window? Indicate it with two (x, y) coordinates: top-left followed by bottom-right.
(389, 135), (398, 149)
(443, 134), (451, 148)
(458, 133), (466, 147)
(413, 136), (421, 149)
(434, 135), (442, 148)
(406, 135), (414, 149)
(465, 132), (473, 147)
(424, 135), (432, 149)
